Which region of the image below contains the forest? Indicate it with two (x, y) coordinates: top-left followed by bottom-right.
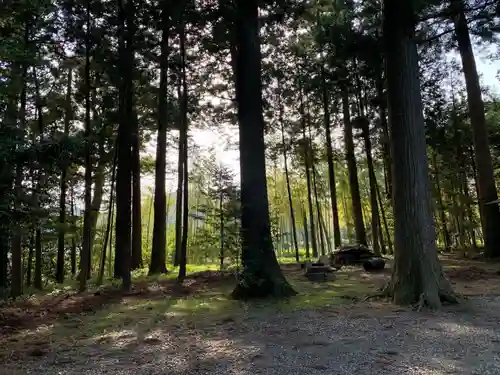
(1, 0), (500, 370)
(2, 0), (500, 300)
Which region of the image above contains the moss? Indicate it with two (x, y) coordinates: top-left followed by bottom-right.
(2, 262), (383, 359)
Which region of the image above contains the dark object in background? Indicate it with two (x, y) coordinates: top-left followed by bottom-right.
(363, 257), (386, 271)
(332, 244), (376, 267)
(303, 260), (336, 282)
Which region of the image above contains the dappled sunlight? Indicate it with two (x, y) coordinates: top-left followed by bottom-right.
(434, 320), (498, 343)
(93, 329), (137, 348)
(5, 259), (500, 374)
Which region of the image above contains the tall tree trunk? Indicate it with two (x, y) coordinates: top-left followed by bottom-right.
(469, 145), (484, 240)
(318, 209), (332, 253)
(278, 86), (300, 262)
(87, 151), (107, 277)
(453, 111), (473, 251)
(98, 147), (118, 285)
(10, 22), (29, 297)
(145, 189), (154, 253)
(0, 72), (18, 290)
(174, 99), (184, 267)
(108, 205), (115, 277)
(113, 0), (134, 290)
(150, 0), (169, 275)
(79, 0), (93, 292)
(431, 147), (450, 251)
(26, 230), (34, 287)
(231, 0), (296, 299)
(341, 88), (367, 246)
(131, 110), (143, 270)
(31, 82), (45, 292)
(321, 68), (342, 248)
(302, 204), (310, 258)
(452, 0), (500, 258)
(341, 189), (354, 242)
(375, 179), (393, 254)
(56, 67), (73, 284)
(33, 66), (51, 291)
(34, 228), (42, 290)
(0, 240), (7, 290)
(454, 124), (477, 248)
(377, 68), (392, 199)
(300, 93), (318, 258)
(70, 186), (77, 276)
(178, 13), (189, 282)
(311, 157), (326, 256)
(356, 116), (381, 255)
(460, 157), (478, 248)
(382, 0), (457, 307)
(219, 184), (225, 270)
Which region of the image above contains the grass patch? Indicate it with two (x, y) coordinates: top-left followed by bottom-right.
(1, 262), (383, 359)
(45, 272), (374, 345)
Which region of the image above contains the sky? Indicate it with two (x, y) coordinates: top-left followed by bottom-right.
(141, 48), (500, 194)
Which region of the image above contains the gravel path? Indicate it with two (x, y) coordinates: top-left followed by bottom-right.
(7, 296), (500, 375)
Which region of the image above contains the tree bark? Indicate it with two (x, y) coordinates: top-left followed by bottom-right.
(149, 0), (169, 275)
(302, 204), (310, 258)
(113, 0), (134, 290)
(321, 68), (342, 248)
(79, 0), (93, 292)
(231, 0), (296, 299)
(382, 0), (457, 307)
(341, 88), (367, 246)
(33, 68), (49, 292)
(70, 186), (77, 277)
(98, 147), (117, 285)
(431, 146), (450, 251)
(278, 86), (300, 262)
(451, 0), (500, 258)
(356, 116), (381, 256)
(26, 230), (34, 287)
(87, 150), (106, 276)
(10, 21), (30, 297)
(300, 93), (318, 258)
(219, 182), (225, 269)
(178, 13), (189, 282)
(0, 239), (7, 290)
(174, 117), (184, 267)
(469, 145), (484, 240)
(131, 110), (143, 270)
(376, 68), (392, 200)
(34, 228), (42, 290)
(311, 155), (326, 256)
(56, 67), (73, 284)
(375, 179), (393, 254)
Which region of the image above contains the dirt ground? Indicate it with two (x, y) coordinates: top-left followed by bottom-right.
(0, 270), (235, 340)
(1, 256), (500, 374)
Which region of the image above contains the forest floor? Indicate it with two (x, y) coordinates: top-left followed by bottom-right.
(1, 256), (500, 374)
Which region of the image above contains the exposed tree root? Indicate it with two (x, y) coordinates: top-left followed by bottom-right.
(231, 272), (297, 300)
(381, 279), (459, 310)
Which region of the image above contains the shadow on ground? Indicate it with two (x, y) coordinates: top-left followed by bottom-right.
(2, 257), (500, 374)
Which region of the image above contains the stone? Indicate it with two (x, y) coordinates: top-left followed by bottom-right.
(305, 272), (336, 282)
(363, 257), (386, 271)
(304, 264), (336, 282)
